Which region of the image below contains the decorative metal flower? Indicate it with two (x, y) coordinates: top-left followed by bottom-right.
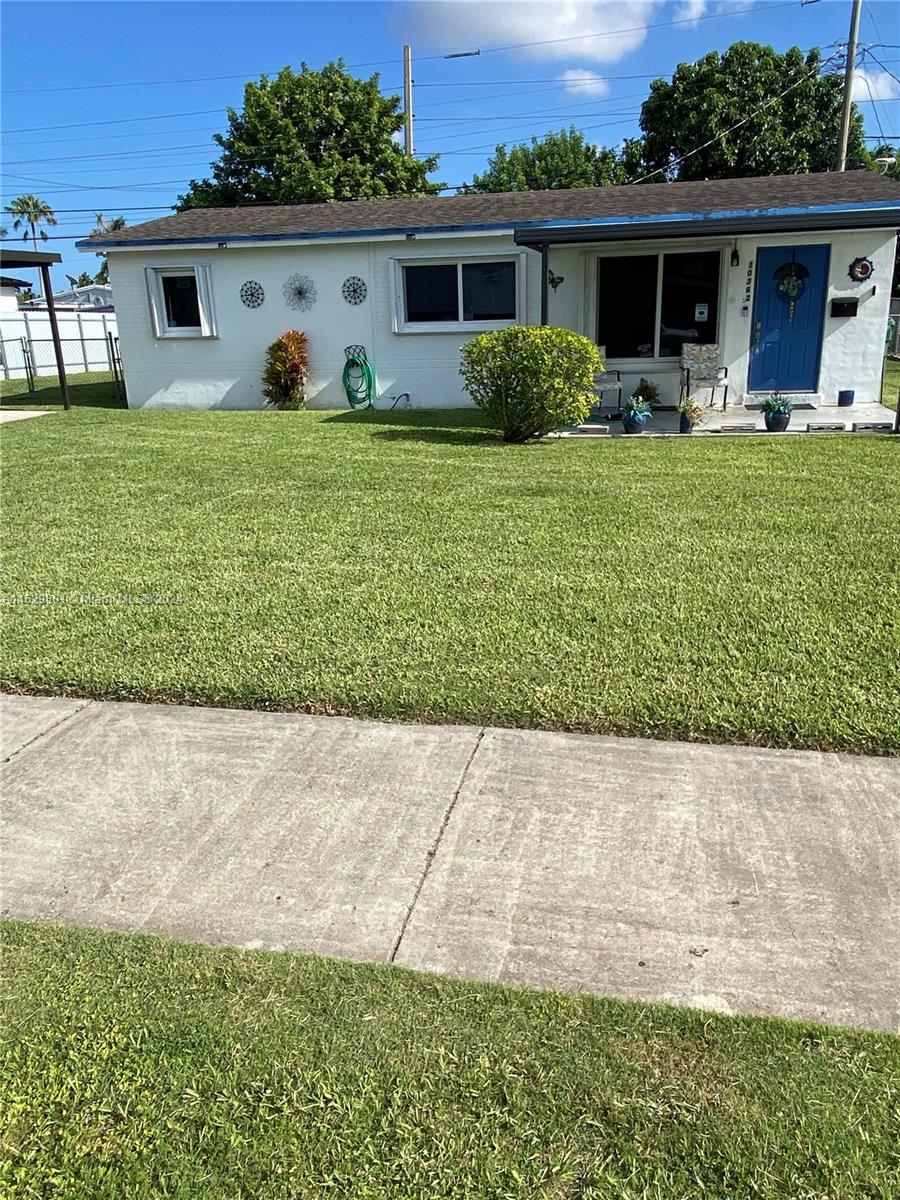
(283, 273), (317, 311)
(239, 280), (265, 309)
(341, 276), (367, 305)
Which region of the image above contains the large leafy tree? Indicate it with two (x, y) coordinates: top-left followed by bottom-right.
(177, 60), (441, 209)
(634, 44), (867, 181)
(90, 213), (127, 283)
(4, 194), (57, 252)
(465, 128), (626, 193)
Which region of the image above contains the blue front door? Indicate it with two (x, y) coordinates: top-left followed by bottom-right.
(749, 245), (829, 392)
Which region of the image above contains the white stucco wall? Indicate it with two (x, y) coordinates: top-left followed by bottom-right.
(107, 232), (541, 410)
(105, 224), (895, 410)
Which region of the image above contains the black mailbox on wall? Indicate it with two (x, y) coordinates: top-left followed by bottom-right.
(830, 297), (859, 318)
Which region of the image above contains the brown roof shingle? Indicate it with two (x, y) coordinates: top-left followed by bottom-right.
(79, 171), (900, 248)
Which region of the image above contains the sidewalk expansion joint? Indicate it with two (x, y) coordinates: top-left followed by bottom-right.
(1, 699), (93, 765)
(389, 725), (485, 964)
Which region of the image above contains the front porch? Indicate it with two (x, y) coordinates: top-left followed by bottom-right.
(559, 396), (896, 437)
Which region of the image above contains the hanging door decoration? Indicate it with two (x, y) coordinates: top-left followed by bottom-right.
(773, 254), (810, 323)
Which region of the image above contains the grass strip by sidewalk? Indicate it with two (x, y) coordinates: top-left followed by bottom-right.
(1, 919), (898, 1199)
(2, 407), (899, 753)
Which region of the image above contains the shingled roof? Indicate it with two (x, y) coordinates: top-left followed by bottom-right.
(79, 171), (900, 249)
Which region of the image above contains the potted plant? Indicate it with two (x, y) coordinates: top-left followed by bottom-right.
(622, 393), (652, 434)
(761, 391), (792, 433)
(634, 376), (660, 407)
(677, 396), (705, 434)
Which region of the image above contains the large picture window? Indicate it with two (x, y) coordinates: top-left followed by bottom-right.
(146, 265), (217, 338)
(396, 256), (520, 332)
(597, 249), (721, 359)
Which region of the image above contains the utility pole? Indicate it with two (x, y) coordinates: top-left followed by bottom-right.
(403, 44), (414, 156)
(836, 0), (862, 171)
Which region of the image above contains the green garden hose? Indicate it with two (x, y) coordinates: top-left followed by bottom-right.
(342, 346), (376, 410)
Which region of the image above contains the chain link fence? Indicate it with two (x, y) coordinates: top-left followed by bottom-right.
(0, 334), (125, 402)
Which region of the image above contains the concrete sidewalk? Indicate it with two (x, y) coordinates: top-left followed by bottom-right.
(2, 694), (897, 1030)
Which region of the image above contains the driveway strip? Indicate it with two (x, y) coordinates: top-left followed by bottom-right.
(1, 695), (897, 1029)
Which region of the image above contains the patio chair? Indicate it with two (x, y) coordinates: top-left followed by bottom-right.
(679, 344), (728, 411)
(591, 349), (623, 417)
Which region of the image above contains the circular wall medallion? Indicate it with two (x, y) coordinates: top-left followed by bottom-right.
(283, 273), (317, 311)
(341, 276), (367, 305)
(239, 280), (265, 309)
(848, 256), (874, 283)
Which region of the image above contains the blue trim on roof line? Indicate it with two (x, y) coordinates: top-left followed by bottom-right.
(75, 198), (900, 251)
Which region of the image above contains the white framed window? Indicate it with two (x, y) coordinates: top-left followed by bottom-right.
(391, 253), (525, 334)
(145, 265), (217, 338)
(596, 248), (723, 360)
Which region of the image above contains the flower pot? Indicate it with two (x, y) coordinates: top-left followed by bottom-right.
(679, 413), (695, 434)
(622, 414), (643, 434)
(837, 390), (854, 407)
(764, 411), (791, 433)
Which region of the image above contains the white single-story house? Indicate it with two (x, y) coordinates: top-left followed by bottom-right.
(0, 275), (31, 312)
(78, 172), (900, 413)
(21, 281), (115, 311)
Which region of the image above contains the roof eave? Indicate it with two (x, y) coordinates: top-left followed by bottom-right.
(513, 202), (900, 246)
(75, 221), (519, 252)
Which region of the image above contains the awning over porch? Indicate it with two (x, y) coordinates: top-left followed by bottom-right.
(513, 189), (900, 325)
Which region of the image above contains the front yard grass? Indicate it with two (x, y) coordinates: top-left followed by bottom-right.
(2, 919), (897, 1199)
(2, 407), (899, 753)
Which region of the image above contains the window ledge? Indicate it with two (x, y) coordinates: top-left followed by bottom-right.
(604, 358), (683, 370)
(395, 320), (518, 336)
(154, 329), (216, 340)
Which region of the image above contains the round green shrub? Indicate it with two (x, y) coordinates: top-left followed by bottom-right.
(459, 325), (603, 442)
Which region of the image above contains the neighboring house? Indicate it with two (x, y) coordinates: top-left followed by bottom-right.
(0, 275), (31, 312)
(21, 282), (114, 311)
(78, 172), (900, 411)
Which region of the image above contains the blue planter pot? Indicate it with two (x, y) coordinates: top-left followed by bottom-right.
(838, 390), (855, 408)
(622, 414), (644, 434)
(679, 413), (694, 434)
(764, 411), (791, 433)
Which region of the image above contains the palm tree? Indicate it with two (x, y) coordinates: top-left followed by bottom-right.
(91, 213), (127, 283)
(4, 194), (57, 252)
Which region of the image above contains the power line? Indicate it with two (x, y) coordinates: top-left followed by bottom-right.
(0, 2), (799, 98)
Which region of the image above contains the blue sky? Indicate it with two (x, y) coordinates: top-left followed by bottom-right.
(2, 0), (898, 287)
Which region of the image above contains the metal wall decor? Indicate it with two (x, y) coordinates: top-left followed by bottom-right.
(239, 280), (265, 308)
(341, 276), (367, 305)
(283, 273), (317, 311)
(848, 256), (874, 283)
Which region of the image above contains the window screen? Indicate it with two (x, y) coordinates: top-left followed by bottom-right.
(162, 274), (201, 328)
(597, 255), (659, 358)
(658, 251), (720, 357)
(462, 261), (516, 320)
(404, 264), (459, 322)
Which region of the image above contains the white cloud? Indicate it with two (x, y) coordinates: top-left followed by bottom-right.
(402, 1), (665, 65)
(852, 68), (900, 103)
(558, 69), (609, 98)
(675, 0), (708, 24)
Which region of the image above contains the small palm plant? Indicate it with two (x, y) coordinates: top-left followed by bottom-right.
(263, 331), (310, 409)
(4, 194), (57, 252)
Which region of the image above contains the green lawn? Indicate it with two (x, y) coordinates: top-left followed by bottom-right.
(2, 405), (899, 753)
(2, 919), (897, 1199)
(883, 356), (899, 410)
(0, 375), (124, 410)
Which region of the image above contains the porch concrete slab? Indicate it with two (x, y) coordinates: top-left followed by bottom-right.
(394, 727), (900, 1031)
(0, 700), (479, 962)
(1, 693), (91, 759)
(0, 409), (53, 423)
